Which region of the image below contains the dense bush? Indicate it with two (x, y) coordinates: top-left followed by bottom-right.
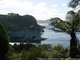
(0, 25), (9, 60)
(7, 44), (71, 60)
(50, 44), (69, 58)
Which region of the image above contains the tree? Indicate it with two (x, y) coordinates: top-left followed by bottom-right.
(51, 44), (69, 58)
(0, 25), (9, 59)
(50, 11), (80, 57)
(68, 0), (80, 9)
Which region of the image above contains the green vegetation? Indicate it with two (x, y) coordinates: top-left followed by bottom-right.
(68, 0), (80, 8)
(0, 25), (9, 60)
(50, 11), (80, 57)
(6, 44), (70, 60)
(49, 0), (80, 58)
(0, 0), (79, 59)
(0, 13), (44, 43)
(0, 13), (43, 31)
(5, 43), (80, 60)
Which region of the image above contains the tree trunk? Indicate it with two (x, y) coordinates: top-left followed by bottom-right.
(70, 32), (78, 58)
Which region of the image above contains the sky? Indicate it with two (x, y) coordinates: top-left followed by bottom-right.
(0, 0), (72, 20)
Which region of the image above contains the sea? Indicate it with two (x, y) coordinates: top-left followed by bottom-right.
(10, 22), (80, 48)
(39, 22), (80, 47)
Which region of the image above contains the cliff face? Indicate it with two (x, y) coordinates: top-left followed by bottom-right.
(8, 30), (42, 43)
(0, 13), (44, 43)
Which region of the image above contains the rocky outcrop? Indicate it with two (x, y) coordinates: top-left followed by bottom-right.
(0, 13), (44, 43)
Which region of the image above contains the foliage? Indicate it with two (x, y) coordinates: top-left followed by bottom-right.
(0, 13), (44, 43)
(0, 25), (9, 60)
(50, 10), (80, 57)
(50, 11), (80, 34)
(7, 44), (70, 60)
(50, 44), (69, 58)
(68, 0), (80, 8)
(0, 13), (43, 31)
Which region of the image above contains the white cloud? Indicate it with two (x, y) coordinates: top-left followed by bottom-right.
(0, 0), (33, 10)
(0, 0), (70, 20)
(52, 4), (58, 8)
(62, 3), (67, 7)
(34, 2), (47, 10)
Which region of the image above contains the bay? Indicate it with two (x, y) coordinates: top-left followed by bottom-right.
(39, 23), (80, 47)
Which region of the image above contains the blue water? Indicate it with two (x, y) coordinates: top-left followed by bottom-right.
(39, 23), (80, 47)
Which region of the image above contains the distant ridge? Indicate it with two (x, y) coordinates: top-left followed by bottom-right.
(37, 20), (50, 24)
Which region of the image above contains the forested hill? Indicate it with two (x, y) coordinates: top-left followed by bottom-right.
(0, 13), (44, 43)
(0, 13), (43, 31)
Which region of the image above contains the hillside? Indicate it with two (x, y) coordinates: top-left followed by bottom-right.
(0, 13), (43, 31)
(0, 13), (44, 43)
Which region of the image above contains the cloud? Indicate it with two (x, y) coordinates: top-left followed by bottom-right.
(0, 0), (33, 10)
(34, 2), (47, 10)
(0, 0), (71, 20)
(62, 3), (67, 7)
(52, 4), (58, 8)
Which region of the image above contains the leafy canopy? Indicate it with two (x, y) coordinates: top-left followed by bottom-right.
(50, 11), (80, 34)
(68, 0), (80, 8)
